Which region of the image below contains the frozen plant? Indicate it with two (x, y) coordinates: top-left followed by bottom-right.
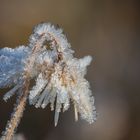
(0, 23), (96, 140)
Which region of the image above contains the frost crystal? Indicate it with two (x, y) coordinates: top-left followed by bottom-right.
(0, 23), (96, 127)
(0, 46), (29, 88)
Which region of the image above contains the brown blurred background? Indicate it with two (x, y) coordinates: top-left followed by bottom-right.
(0, 0), (140, 140)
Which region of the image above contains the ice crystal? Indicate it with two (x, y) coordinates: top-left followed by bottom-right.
(0, 46), (29, 88)
(0, 23), (96, 137)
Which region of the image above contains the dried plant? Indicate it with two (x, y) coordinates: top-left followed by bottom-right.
(0, 23), (96, 140)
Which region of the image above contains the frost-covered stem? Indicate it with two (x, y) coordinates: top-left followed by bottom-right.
(1, 79), (30, 140)
(1, 30), (46, 140)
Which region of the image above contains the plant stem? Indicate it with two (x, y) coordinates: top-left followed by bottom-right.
(1, 79), (30, 140)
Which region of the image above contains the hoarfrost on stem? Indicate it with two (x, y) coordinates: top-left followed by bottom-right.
(0, 23), (96, 127)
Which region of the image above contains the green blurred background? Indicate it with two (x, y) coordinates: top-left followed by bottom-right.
(0, 0), (140, 140)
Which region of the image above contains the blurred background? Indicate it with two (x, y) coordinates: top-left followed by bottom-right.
(0, 0), (140, 140)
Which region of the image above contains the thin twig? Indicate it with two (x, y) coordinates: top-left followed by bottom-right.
(1, 79), (30, 140)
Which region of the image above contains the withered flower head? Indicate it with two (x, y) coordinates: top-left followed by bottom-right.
(0, 23), (96, 139)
